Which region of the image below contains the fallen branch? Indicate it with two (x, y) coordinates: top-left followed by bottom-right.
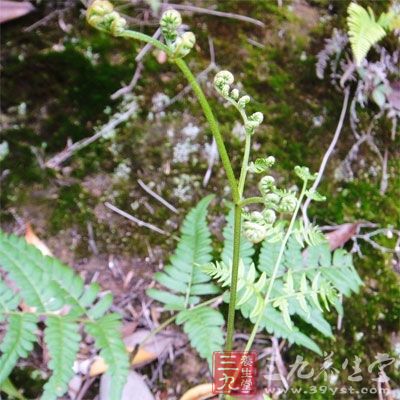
(203, 137), (218, 187)
(137, 179), (179, 214)
(302, 87), (350, 223)
(161, 3), (265, 27)
(104, 202), (167, 235)
(111, 61), (144, 100)
(135, 27), (161, 62)
(45, 100), (137, 169)
(379, 147), (389, 195)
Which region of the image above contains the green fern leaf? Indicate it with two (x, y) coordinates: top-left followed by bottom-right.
(293, 221), (326, 248)
(203, 260), (266, 319)
(85, 314), (130, 400)
(0, 314), (38, 385)
(258, 241), (283, 275)
(306, 244), (362, 296)
(347, 3), (386, 65)
(0, 231), (104, 317)
(260, 306), (322, 355)
(176, 306), (224, 366)
(0, 279), (19, 320)
(0, 231), (130, 398)
(147, 195), (218, 310)
(253, 234), (361, 349)
(0, 378), (26, 400)
(42, 316), (80, 400)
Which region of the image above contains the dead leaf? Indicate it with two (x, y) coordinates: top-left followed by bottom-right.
(179, 383), (215, 400)
(25, 224), (52, 256)
(0, 1), (34, 24)
(325, 223), (359, 250)
(100, 371), (155, 400)
(89, 329), (173, 376)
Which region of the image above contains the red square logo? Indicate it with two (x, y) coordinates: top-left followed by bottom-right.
(212, 351), (257, 395)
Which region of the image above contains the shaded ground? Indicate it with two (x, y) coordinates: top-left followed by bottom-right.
(1, 0), (399, 399)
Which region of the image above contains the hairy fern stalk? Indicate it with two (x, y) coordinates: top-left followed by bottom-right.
(0, 231), (130, 400)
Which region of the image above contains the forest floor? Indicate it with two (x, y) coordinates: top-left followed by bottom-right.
(1, 0), (399, 399)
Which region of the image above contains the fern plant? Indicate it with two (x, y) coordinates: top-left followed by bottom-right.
(0, 230), (130, 400)
(347, 2), (399, 65)
(148, 196), (362, 362)
(147, 195), (224, 366)
(85, 1), (365, 375)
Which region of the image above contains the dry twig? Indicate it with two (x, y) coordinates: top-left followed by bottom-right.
(160, 3), (265, 27)
(45, 100), (137, 169)
(137, 179), (179, 214)
(302, 87), (350, 223)
(104, 202), (168, 235)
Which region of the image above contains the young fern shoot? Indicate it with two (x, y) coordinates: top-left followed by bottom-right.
(86, 0), (363, 374)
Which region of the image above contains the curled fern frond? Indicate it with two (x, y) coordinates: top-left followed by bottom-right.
(147, 195), (219, 310)
(347, 3), (386, 65)
(176, 306), (224, 367)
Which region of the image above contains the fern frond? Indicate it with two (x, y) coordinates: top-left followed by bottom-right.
(0, 314), (38, 384)
(0, 279), (19, 320)
(0, 231), (102, 316)
(222, 207), (255, 268)
(251, 234), (362, 351)
(85, 314), (130, 400)
(0, 231), (130, 399)
(42, 316), (80, 400)
(147, 195), (218, 310)
(176, 306), (224, 366)
(293, 221), (327, 248)
(306, 244), (362, 296)
(261, 306), (322, 355)
(203, 260), (266, 320)
(347, 3), (386, 65)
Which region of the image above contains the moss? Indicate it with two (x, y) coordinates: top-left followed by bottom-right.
(50, 183), (94, 232)
(1, 46), (131, 151)
(310, 177), (400, 227)
(9, 367), (45, 399)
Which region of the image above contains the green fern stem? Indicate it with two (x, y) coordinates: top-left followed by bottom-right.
(238, 132), (251, 197)
(244, 179), (309, 352)
(174, 59), (239, 203)
(117, 30), (171, 54)
(269, 289), (325, 304)
(171, 58), (243, 351)
(225, 204), (242, 351)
